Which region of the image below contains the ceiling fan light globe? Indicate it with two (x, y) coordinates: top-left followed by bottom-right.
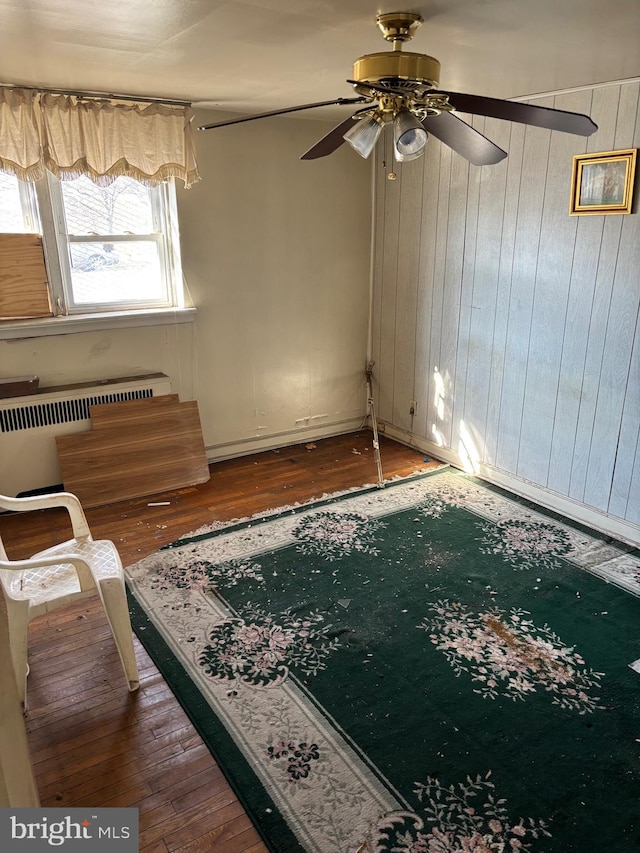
(394, 133), (428, 161)
(394, 110), (428, 160)
(343, 116), (383, 158)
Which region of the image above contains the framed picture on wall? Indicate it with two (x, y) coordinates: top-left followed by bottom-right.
(570, 148), (637, 215)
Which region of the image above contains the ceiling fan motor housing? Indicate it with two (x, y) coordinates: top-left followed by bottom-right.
(352, 51), (441, 93)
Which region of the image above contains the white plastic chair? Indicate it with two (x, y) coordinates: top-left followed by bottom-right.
(0, 491), (140, 707)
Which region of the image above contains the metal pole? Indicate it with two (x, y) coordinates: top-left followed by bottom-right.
(365, 362), (384, 488)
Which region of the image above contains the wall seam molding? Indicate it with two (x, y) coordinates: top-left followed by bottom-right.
(514, 76), (640, 103)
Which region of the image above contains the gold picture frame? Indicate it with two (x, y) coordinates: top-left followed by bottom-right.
(570, 148), (637, 215)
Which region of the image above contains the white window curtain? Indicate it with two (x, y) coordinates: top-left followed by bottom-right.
(0, 89), (43, 182)
(0, 88), (200, 188)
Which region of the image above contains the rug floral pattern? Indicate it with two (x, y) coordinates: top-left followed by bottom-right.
(292, 511), (385, 561)
(147, 555), (265, 592)
(419, 601), (603, 713)
(127, 468), (640, 852)
(198, 605), (341, 688)
(375, 772), (551, 853)
(477, 520), (574, 571)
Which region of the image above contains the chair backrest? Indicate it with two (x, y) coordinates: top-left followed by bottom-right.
(0, 498), (15, 561)
(0, 531), (12, 600)
(0, 494), (68, 598)
(0, 538), (23, 602)
(0, 500), (23, 595)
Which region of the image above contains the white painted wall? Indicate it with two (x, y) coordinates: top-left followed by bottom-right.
(0, 112), (373, 461)
(178, 110), (372, 458)
(370, 80), (640, 545)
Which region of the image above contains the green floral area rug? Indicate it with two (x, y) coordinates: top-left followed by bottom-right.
(126, 468), (640, 852)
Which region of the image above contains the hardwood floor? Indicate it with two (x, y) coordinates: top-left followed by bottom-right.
(0, 430), (437, 852)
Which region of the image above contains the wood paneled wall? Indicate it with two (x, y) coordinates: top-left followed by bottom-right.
(371, 80), (640, 544)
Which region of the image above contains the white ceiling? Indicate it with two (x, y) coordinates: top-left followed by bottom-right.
(1, 1), (639, 121)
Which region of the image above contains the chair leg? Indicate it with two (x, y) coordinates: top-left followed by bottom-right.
(4, 603), (30, 709)
(0, 597), (39, 806)
(97, 578), (140, 692)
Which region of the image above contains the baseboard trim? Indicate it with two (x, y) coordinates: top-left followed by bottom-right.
(205, 417), (367, 464)
(379, 423), (640, 548)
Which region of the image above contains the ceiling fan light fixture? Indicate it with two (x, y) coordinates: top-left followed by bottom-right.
(343, 114), (384, 158)
(394, 109), (428, 161)
(202, 12), (597, 165)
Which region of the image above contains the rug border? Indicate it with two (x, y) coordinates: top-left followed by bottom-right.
(160, 466), (462, 547)
(467, 474), (640, 557)
(126, 588), (303, 852)
(156, 464), (640, 563)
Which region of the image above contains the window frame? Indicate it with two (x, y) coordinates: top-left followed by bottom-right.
(0, 171), (187, 328)
(0, 171), (41, 234)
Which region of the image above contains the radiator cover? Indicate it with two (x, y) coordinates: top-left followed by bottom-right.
(0, 373), (172, 496)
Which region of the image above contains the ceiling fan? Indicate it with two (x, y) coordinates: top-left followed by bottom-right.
(198, 11), (597, 166)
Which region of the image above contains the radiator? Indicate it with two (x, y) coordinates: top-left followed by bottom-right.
(0, 372), (172, 496)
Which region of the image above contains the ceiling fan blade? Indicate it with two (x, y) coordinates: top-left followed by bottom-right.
(434, 90), (597, 137)
(300, 109), (372, 160)
(198, 97), (368, 131)
(422, 111), (507, 166)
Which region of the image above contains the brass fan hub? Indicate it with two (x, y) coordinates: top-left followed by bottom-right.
(353, 12), (440, 97)
(352, 51), (441, 91)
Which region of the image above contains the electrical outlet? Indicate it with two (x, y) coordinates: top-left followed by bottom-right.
(409, 400), (417, 416)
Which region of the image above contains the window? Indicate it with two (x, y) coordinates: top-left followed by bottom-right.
(0, 171), (39, 233)
(0, 171), (185, 320)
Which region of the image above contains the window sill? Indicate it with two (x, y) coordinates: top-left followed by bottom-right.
(0, 307), (196, 340)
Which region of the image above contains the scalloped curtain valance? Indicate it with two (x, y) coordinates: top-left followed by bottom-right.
(0, 88), (200, 188)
